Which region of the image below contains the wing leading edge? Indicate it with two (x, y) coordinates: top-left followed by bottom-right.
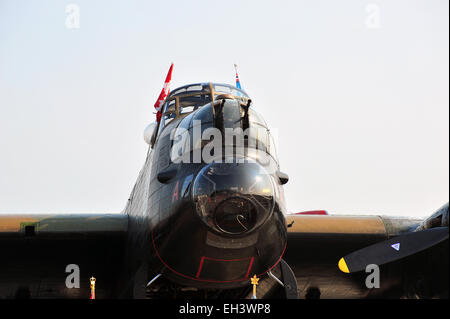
(283, 209), (448, 299)
(0, 214), (128, 299)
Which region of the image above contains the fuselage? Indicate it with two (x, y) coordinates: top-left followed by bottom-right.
(124, 83), (287, 289)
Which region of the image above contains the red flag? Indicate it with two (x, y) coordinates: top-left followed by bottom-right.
(154, 63), (174, 122)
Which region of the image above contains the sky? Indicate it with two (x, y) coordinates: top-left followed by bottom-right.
(0, 0), (448, 217)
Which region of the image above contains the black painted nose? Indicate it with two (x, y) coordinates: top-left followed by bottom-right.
(192, 159), (275, 235)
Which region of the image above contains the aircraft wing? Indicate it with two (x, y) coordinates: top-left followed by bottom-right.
(282, 203), (449, 299)
(0, 206), (447, 299)
(0, 213), (128, 299)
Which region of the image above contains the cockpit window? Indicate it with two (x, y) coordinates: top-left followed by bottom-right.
(156, 83), (249, 144)
(157, 100), (176, 136)
(179, 95), (211, 114)
(268, 133), (278, 161)
(171, 84), (203, 95)
(248, 124), (269, 153)
(179, 112), (194, 130)
(248, 108), (267, 127)
(214, 84), (244, 97)
(180, 106), (195, 114)
(193, 104), (213, 124)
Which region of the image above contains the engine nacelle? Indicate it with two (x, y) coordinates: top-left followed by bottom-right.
(416, 203), (449, 231)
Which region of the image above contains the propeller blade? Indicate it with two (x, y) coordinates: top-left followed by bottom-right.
(338, 227), (449, 273)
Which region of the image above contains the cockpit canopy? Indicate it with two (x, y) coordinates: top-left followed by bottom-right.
(159, 83), (249, 130)
(154, 82), (278, 167)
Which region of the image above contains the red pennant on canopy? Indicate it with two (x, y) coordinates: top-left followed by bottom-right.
(154, 63), (174, 122)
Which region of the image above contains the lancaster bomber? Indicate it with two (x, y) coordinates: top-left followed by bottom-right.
(0, 82), (448, 299)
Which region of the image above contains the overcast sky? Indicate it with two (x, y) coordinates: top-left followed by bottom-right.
(0, 0), (448, 217)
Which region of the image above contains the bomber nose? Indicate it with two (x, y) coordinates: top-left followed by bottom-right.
(192, 159), (275, 235)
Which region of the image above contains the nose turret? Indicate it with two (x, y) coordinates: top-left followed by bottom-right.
(192, 159), (275, 235)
